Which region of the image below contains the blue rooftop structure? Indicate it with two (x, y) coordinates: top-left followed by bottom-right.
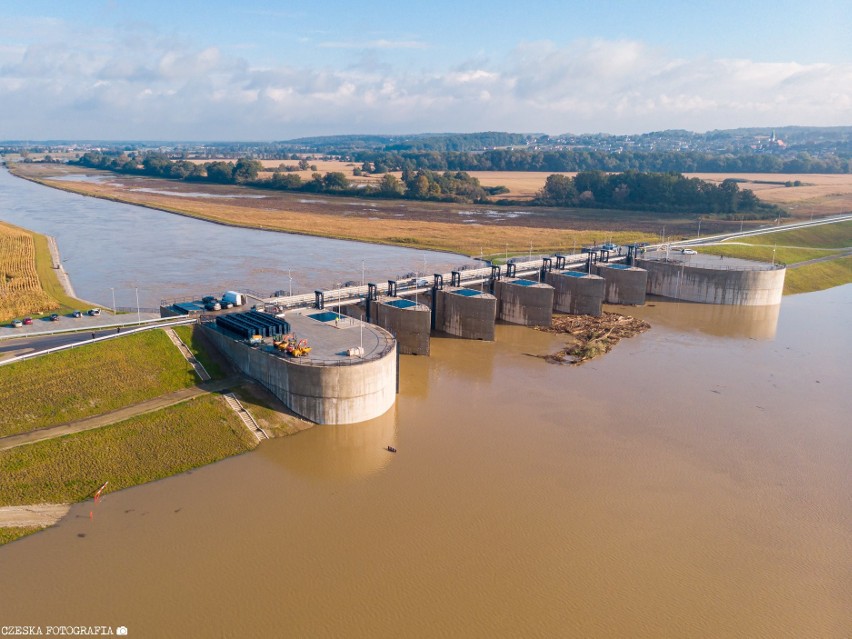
(385, 299), (418, 309)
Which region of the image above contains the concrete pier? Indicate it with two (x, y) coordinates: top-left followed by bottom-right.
(637, 256), (786, 305)
(202, 309), (397, 425)
(434, 287), (497, 340)
(370, 297), (431, 355)
(594, 263), (648, 305)
(546, 270), (605, 316)
(494, 278), (554, 326)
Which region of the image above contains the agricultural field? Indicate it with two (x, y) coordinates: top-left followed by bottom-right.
(0, 329), (198, 437)
(0, 220), (60, 321)
(0, 393), (256, 507)
(688, 173), (852, 218)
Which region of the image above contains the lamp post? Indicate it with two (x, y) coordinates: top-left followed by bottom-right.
(288, 269), (292, 297)
(697, 217), (702, 238)
(135, 287), (140, 323)
(110, 287), (116, 315)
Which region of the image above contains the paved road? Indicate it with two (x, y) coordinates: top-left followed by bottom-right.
(672, 214), (852, 248)
(0, 327), (126, 358)
(0, 376), (241, 452)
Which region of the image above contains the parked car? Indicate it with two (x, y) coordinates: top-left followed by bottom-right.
(220, 300), (234, 309)
(88, 308), (101, 316)
(49, 313), (60, 321)
(11, 319), (23, 328)
(72, 310), (83, 318)
(202, 295), (217, 304)
(681, 249), (697, 255)
(23, 317), (33, 325)
(602, 243), (618, 251)
(205, 301), (221, 311)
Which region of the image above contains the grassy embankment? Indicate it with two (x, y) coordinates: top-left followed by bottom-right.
(698, 220), (852, 294)
(0, 394), (255, 507)
(173, 324), (225, 379)
(9, 164), (655, 256)
(0, 329), (197, 437)
(0, 220), (92, 322)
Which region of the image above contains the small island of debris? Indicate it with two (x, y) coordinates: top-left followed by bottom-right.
(534, 312), (651, 365)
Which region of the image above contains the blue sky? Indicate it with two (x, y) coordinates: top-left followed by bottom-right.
(1, 0), (850, 140)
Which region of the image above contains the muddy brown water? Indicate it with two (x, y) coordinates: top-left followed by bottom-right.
(1, 285), (850, 637)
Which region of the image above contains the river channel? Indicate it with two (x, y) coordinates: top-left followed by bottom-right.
(0, 166), (475, 307)
(0, 169), (850, 637)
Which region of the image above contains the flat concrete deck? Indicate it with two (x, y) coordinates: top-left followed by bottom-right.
(643, 249), (779, 270)
(261, 308), (393, 363)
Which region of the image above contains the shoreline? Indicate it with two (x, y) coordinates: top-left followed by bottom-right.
(8, 168), (475, 259)
(45, 235), (77, 298)
(5, 164), (655, 257)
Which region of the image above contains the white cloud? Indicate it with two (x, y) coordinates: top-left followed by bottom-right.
(0, 28), (849, 139)
(318, 39), (428, 50)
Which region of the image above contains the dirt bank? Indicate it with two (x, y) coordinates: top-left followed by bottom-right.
(0, 503), (70, 527)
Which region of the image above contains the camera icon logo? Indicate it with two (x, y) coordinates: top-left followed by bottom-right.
(116, 627), (128, 636)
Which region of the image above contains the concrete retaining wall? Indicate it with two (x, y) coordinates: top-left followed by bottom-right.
(202, 325), (397, 425)
(545, 271), (605, 316)
(494, 279), (553, 326)
(434, 288), (497, 340)
(594, 265), (648, 305)
(372, 298), (431, 355)
(636, 259), (786, 305)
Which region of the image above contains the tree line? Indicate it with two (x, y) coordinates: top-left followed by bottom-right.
(347, 148), (850, 174)
(536, 171), (782, 218)
(74, 151), (781, 217)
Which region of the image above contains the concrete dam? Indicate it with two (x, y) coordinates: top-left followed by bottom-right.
(165, 246), (785, 425)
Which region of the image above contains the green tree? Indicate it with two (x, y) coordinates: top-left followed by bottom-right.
(378, 174), (404, 197)
(322, 172), (350, 191)
(537, 174), (577, 205)
(234, 158), (263, 182)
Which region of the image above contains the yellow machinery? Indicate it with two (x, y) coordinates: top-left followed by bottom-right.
(273, 334), (311, 357)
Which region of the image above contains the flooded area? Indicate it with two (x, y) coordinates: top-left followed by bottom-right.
(1, 281), (850, 636)
(0, 167), (474, 307)
(0, 168), (849, 636)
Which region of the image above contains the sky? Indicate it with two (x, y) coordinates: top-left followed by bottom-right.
(0, 0), (850, 140)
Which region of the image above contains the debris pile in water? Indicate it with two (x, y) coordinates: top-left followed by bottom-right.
(534, 312), (650, 365)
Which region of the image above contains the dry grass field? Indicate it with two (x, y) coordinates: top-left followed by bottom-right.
(686, 173), (852, 217)
(174, 160), (852, 217)
(13, 162), (850, 259)
(13, 163), (659, 256)
(0, 220), (60, 320)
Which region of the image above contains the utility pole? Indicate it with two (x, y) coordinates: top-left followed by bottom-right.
(135, 287), (140, 323)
